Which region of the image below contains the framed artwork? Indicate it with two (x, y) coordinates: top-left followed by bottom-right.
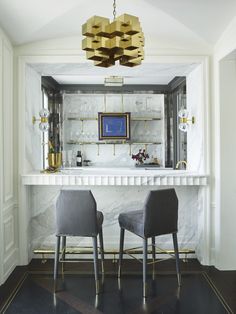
(98, 112), (131, 140)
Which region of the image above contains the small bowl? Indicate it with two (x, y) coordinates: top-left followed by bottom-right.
(83, 159), (91, 166)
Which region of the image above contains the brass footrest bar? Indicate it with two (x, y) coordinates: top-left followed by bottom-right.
(34, 248), (194, 255)
(34, 247), (195, 262)
(59, 258), (95, 263)
(123, 244), (181, 265)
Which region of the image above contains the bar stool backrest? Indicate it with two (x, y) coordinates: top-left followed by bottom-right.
(143, 189), (178, 238)
(56, 190), (98, 237)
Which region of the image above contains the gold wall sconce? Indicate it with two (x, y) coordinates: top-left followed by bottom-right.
(32, 108), (50, 132)
(82, 0), (144, 68)
(178, 109), (195, 132)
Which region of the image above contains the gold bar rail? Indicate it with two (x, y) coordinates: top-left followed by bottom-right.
(34, 248), (195, 263)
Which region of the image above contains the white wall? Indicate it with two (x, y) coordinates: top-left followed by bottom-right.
(187, 65), (204, 173)
(25, 65), (42, 171)
(217, 58), (236, 269)
(214, 16), (236, 61)
(213, 15), (236, 269)
(0, 27), (18, 285)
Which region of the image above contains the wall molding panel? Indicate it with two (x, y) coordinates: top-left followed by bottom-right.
(2, 40), (14, 204)
(0, 30), (18, 285)
(0, 34), (3, 285)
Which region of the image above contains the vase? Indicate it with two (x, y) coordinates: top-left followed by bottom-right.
(48, 153), (62, 169)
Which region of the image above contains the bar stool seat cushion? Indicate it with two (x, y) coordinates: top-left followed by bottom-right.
(119, 210), (144, 237)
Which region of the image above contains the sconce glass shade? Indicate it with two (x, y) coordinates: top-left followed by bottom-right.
(178, 108), (195, 132)
(39, 108), (50, 118)
(178, 108), (188, 118)
(179, 122), (189, 132)
(39, 122), (49, 132)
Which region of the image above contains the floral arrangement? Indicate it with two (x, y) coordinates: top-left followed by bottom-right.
(132, 149), (149, 164)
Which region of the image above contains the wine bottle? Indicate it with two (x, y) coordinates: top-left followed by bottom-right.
(76, 151), (82, 167)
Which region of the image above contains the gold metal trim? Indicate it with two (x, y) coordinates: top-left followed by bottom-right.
(95, 280), (100, 295)
(1, 272), (29, 313)
(34, 246), (195, 266)
(33, 247), (195, 255)
(34, 247), (194, 255)
(180, 116), (195, 124)
(32, 116), (37, 124)
(32, 116), (48, 124)
(41, 117), (48, 123)
(203, 272), (233, 314)
(143, 282), (148, 298)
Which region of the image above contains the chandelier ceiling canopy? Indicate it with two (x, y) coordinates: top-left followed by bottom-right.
(82, 0), (144, 68)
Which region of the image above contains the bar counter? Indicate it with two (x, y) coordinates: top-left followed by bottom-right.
(22, 167), (208, 186)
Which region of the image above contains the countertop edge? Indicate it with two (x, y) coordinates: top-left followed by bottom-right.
(21, 171), (208, 186)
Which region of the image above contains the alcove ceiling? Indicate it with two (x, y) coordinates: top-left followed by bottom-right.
(31, 62), (198, 85)
(0, 0), (235, 47)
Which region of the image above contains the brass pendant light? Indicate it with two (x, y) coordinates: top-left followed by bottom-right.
(82, 0), (144, 67)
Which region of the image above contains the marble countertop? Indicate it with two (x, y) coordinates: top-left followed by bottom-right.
(22, 167), (208, 186)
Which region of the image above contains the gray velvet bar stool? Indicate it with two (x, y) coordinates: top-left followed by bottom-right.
(118, 188), (181, 298)
(54, 190), (104, 294)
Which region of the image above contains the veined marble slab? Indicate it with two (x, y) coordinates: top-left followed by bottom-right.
(30, 185), (202, 255)
(22, 168), (208, 186)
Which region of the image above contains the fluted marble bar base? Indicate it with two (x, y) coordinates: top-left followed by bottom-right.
(22, 168), (208, 186)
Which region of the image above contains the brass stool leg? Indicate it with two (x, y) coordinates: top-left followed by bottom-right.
(143, 238), (148, 298)
(54, 235), (61, 292)
(92, 236), (100, 294)
(118, 228), (125, 278)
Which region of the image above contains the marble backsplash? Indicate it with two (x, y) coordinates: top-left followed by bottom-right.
(30, 185), (201, 259)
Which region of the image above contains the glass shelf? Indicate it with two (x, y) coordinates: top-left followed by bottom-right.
(131, 117), (162, 121)
(67, 117), (98, 121)
(66, 117), (162, 121)
(66, 141), (162, 145)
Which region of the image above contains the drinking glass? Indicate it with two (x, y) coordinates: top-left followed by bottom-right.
(67, 150), (72, 167)
(62, 150), (66, 168)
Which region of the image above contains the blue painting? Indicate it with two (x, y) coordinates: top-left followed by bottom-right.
(103, 116), (126, 137)
(98, 113), (130, 140)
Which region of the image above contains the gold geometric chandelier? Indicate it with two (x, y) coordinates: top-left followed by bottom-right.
(82, 0), (144, 68)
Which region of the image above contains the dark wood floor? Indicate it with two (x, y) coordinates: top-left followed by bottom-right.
(0, 258), (235, 313)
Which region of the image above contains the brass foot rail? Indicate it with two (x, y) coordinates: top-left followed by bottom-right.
(34, 247), (195, 263)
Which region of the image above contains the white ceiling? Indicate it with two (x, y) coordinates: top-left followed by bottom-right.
(31, 62), (198, 85)
(0, 0), (235, 46)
